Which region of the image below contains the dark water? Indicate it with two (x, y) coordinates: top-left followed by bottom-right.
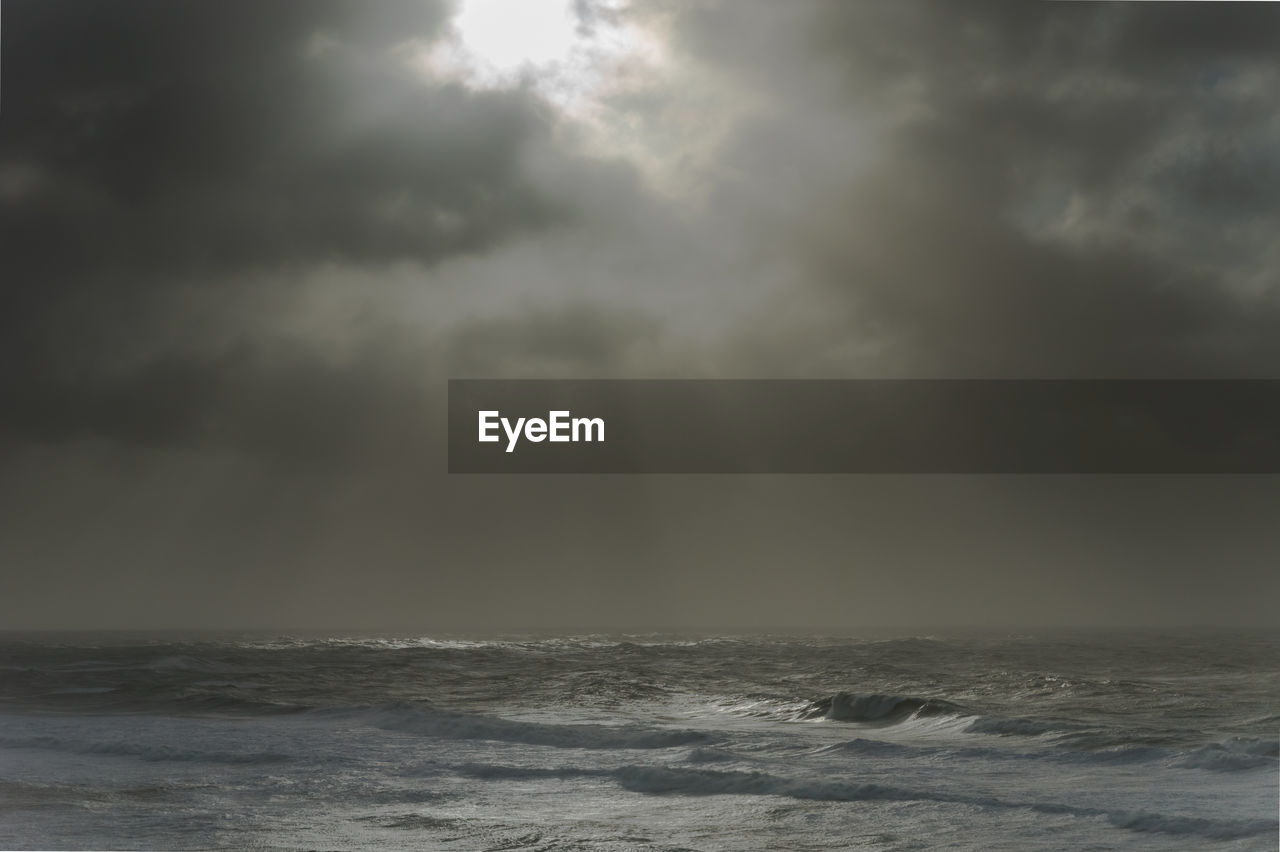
(1, 631), (1277, 850)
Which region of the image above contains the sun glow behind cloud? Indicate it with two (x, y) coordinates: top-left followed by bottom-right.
(413, 0), (661, 108)
(402, 0), (740, 200)
(453, 0), (580, 74)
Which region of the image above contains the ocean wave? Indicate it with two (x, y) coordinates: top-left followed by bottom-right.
(710, 694), (816, 721)
(1172, 737), (1279, 772)
(0, 668), (311, 717)
(118, 693), (312, 717)
(826, 728), (1275, 775)
(454, 763), (607, 781)
(801, 692), (964, 724)
(684, 746), (741, 764)
(357, 704), (710, 750)
(1105, 811), (1278, 840)
(454, 762), (1277, 840)
(818, 736), (1160, 767)
(0, 734), (292, 765)
(817, 737), (924, 758)
(963, 715), (1060, 736)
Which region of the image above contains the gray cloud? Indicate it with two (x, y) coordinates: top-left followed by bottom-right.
(2, 0), (1278, 630)
(1, 0), (575, 444)
(663, 0), (1280, 377)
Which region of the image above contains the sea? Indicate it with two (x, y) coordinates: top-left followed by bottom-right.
(1, 631), (1276, 851)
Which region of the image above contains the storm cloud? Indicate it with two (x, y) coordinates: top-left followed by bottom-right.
(1, 0), (1277, 630)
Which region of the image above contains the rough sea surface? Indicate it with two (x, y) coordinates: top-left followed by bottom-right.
(1, 631), (1276, 851)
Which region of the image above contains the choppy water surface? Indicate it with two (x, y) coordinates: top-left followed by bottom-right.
(1, 631), (1276, 850)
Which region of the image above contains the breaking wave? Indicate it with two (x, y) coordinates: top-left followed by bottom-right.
(800, 692), (964, 723)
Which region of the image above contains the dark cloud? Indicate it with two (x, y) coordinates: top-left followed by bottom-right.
(2, 0), (1278, 629)
(0, 0), (582, 448)
(671, 0), (1280, 377)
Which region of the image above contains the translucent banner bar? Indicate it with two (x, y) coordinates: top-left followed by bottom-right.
(448, 380), (1280, 473)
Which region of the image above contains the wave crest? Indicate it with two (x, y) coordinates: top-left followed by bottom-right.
(802, 692), (964, 724)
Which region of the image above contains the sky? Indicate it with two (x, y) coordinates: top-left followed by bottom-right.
(2, 0), (1278, 631)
